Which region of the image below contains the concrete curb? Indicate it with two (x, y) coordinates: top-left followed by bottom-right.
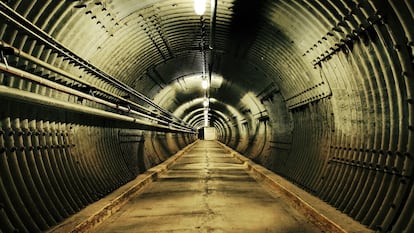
(48, 140), (199, 233)
(216, 141), (373, 233)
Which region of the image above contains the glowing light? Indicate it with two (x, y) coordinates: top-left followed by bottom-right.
(203, 98), (209, 107)
(201, 79), (209, 89)
(194, 0), (206, 15)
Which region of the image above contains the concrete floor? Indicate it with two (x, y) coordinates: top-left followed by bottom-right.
(93, 140), (321, 233)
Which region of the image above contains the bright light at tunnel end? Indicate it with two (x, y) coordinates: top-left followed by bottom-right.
(194, 0), (206, 15)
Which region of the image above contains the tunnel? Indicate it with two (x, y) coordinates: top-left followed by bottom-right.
(0, 0), (413, 232)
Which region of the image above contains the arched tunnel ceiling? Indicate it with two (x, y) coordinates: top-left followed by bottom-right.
(34, 0), (315, 128)
(32, 0), (291, 129)
(1, 0), (413, 141)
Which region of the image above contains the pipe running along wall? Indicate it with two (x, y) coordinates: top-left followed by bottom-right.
(0, 0), (413, 232)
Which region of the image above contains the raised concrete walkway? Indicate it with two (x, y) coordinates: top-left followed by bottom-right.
(50, 140), (372, 233)
(92, 140), (321, 233)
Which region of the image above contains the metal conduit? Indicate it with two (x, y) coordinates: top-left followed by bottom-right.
(0, 63), (194, 133)
(0, 41), (193, 130)
(0, 1), (192, 130)
(0, 85), (193, 134)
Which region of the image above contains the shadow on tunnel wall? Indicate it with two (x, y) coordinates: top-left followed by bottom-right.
(227, 0), (268, 58)
(216, 2), (414, 233)
(0, 99), (196, 232)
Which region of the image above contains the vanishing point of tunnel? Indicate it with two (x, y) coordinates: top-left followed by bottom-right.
(0, 0), (413, 232)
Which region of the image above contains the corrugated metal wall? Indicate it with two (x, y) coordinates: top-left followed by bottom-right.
(0, 0), (413, 232)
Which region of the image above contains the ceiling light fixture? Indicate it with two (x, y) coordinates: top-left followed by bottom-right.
(203, 98), (209, 107)
(201, 79), (209, 89)
(194, 0), (206, 15)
